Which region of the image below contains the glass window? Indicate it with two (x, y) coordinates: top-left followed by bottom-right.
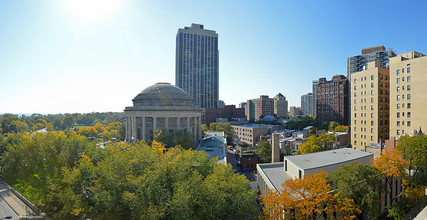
(397, 95), (400, 101)
(407, 94), (411, 100)
(408, 121), (411, 127)
(371, 105), (374, 110)
(397, 78), (400, 83)
(371, 113), (374, 118)
(397, 113), (400, 118)
(371, 90), (374, 95)
(407, 76), (411, 82)
(371, 121), (374, 126)
(354, 113), (357, 118)
(371, 82), (374, 88)
(407, 85), (411, 91)
(397, 130), (400, 135)
(408, 112), (411, 118)
(397, 86), (400, 92)
(354, 85), (357, 90)
(402, 77), (405, 82)
(397, 104), (400, 109)
(397, 69), (400, 75)
(354, 79), (357, 83)
(407, 103), (411, 109)
(371, 98), (374, 103)
(354, 99), (357, 104)
(371, 128), (374, 133)
(397, 121), (400, 127)
(354, 92), (357, 97)
(402, 68), (405, 73)
(371, 75), (374, 80)
(407, 67), (411, 73)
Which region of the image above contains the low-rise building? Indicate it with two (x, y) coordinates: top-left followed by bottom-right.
(204, 105), (245, 125)
(231, 124), (281, 147)
(196, 134), (227, 164)
(257, 148), (373, 195)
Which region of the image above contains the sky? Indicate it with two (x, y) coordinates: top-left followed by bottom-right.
(1, 0), (427, 114)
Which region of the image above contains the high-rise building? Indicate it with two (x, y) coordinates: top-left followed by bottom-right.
(175, 23), (219, 109)
(257, 95), (274, 120)
(247, 99), (258, 121)
(274, 93), (288, 118)
(347, 46), (396, 77)
(315, 75), (348, 125)
(350, 62), (390, 150)
(312, 78), (326, 117)
(301, 93), (314, 116)
(389, 51), (427, 138)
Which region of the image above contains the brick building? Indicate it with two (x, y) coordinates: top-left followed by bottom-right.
(316, 75), (349, 125)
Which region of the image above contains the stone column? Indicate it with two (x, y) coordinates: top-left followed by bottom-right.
(125, 116), (129, 142)
(142, 116), (146, 140)
(193, 117), (197, 141)
(165, 117), (169, 130)
(186, 117), (190, 133)
(198, 116), (202, 141)
(177, 117), (181, 129)
(132, 116), (137, 142)
(153, 117), (157, 137)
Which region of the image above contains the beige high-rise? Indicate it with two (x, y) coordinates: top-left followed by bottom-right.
(389, 51), (427, 138)
(351, 62), (389, 150)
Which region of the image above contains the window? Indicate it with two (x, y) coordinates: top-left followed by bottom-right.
(397, 95), (400, 101)
(407, 85), (411, 91)
(354, 79), (357, 83)
(380, 74), (383, 79)
(397, 104), (400, 109)
(407, 103), (411, 109)
(371, 75), (374, 80)
(354, 99), (357, 104)
(354, 85), (357, 90)
(397, 78), (400, 83)
(371, 82), (374, 88)
(397, 113), (400, 118)
(371, 121), (374, 126)
(397, 69), (400, 75)
(354, 113), (357, 118)
(354, 92), (357, 97)
(299, 170), (302, 179)
(402, 68), (405, 73)
(371, 136), (373, 141)
(354, 120), (357, 125)
(407, 94), (411, 100)
(402, 77), (405, 82)
(371, 98), (374, 103)
(408, 112), (411, 118)
(402, 86), (405, 90)
(371, 113), (374, 118)
(371, 90), (374, 95)
(407, 76), (411, 82)
(397, 121), (400, 127)
(371, 105), (374, 110)
(402, 94), (405, 99)
(408, 121), (411, 127)
(285, 160), (287, 171)
(397, 86), (400, 92)
(354, 106), (357, 110)
(407, 67), (411, 73)
(397, 130), (400, 135)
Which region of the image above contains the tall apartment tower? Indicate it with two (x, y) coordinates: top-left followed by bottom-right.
(257, 95), (274, 120)
(347, 46), (396, 77)
(175, 24), (219, 108)
(389, 51), (427, 138)
(351, 62), (390, 150)
(301, 93), (314, 116)
(247, 99), (258, 121)
(312, 78), (327, 117)
(316, 75), (349, 125)
(274, 93), (288, 118)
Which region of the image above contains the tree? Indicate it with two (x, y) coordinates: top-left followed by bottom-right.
(62, 116), (75, 129)
(334, 125), (348, 132)
(261, 171), (360, 219)
(297, 133), (335, 154)
(256, 140), (272, 162)
(154, 129), (194, 149)
(328, 121), (339, 131)
(396, 134), (427, 185)
(201, 124), (209, 132)
(329, 162), (384, 219)
(10, 120), (28, 133)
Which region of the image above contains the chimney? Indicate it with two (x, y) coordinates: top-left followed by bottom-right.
(272, 133), (280, 163)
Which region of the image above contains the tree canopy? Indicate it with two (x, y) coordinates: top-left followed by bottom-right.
(256, 140), (272, 162)
(0, 131), (257, 219)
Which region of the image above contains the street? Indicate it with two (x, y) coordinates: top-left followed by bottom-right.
(226, 146), (258, 190)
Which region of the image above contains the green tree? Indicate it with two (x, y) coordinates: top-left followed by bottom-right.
(10, 120), (29, 133)
(328, 121), (339, 131)
(329, 162), (384, 219)
(62, 116), (75, 129)
(256, 140), (272, 162)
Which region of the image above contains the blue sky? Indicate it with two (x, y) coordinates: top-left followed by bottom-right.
(1, 0), (426, 114)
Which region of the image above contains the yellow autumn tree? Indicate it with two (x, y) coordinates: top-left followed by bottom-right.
(260, 171), (360, 219)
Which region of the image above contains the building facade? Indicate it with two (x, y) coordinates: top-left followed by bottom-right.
(301, 93), (314, 116)
(389, 51), (427, 138)
(124, 83), (202, 143)
(246, 99), (258, 121)
(257, 95), (274, 120)
(289, 106), (303, 117)
(351, 62), (390, 150)
(231, 124), (281, 147)
(204, 105), (245, 125)
(315, 75), (349, 125)
(175, 23), (219, 109)
(347, 45), (396, 76)
(273, 93), (288, 118)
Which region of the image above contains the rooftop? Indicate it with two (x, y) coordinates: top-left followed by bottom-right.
(257, 163), (291, 192)
(285, 148), (373, 170)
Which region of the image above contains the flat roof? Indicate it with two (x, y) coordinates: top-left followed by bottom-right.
(284, 148), (373, 170)
(257, 163), (290, 192)
(232, 124), (276, 128)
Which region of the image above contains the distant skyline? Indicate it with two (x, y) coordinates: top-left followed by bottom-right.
(1, 0), (427, 114)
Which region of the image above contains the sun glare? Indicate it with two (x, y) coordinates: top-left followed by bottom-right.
(64, 0), (122, 23)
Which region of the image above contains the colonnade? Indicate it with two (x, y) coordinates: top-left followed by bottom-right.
(125, 114), (202, 143)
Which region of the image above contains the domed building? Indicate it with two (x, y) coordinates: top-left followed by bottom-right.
(124, 82), (202, 142)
